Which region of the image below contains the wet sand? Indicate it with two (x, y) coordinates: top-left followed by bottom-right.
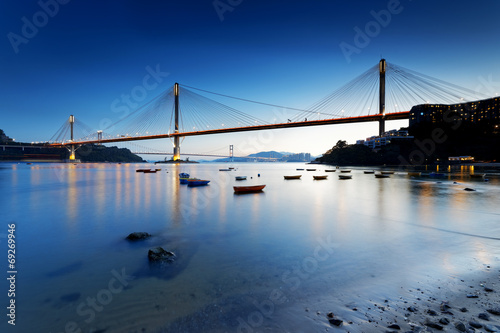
(322, 264), (500, 332)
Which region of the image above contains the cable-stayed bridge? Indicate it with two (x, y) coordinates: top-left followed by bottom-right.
(46, 59), (488, 160)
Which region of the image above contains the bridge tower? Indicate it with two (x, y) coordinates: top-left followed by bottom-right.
(173, 83), (181, 161)
(68, 115), (76, 160)
(379, 59), (386, 136)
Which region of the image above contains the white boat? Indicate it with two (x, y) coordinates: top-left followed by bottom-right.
(338, 174), (352, 179)
(235, 176), (247, 181)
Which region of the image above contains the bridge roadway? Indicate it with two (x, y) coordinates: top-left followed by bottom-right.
(48, 111), (409, 147)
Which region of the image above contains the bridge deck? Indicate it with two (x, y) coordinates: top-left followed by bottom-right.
(48, 111), (409, 147)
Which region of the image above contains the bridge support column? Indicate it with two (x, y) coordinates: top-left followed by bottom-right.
(379, 59), (386, 136)
(173, 83), (181, 161)
(69, 115), (76, 160)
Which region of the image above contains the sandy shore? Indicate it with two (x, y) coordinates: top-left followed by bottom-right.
(324, 265), (500, 332)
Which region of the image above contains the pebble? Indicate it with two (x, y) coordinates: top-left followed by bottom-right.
(460, 307), (468, 312)
(407, 306), (417, 312)
(328, 318), (343, 326)
(478, 312), (490, 321)
(388, 324), (401, 330)
(455, 322), (466, 332)
(487, 308), (500, 315)
(469, 321), (482, 329)
(466, 294), (478, 298)
(425, 321), (443, 330)
(427, 309), (438, 316)
(439, 318), (450, 325)
(484, 286), (494, 292)
(485, 324), (498, 332)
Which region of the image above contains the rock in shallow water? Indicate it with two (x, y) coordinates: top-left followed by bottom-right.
(126, 232), (152, 241)
(148, 247), (176, 262)
(487, 308), (500, 315)
(469, 321), (482, 329)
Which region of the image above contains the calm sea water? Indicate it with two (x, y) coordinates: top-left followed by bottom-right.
(1, 162), (500, 332)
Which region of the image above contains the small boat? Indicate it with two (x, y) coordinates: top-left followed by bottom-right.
(235, 176), (247, 181)
(407, 172), (421, 177)
(155, 168), (161, 171)
(142, 170), (158, 173)
(306, 168), (316, 171)
(219, 168), (231, 171)
(338, 174), (352, 179)
(325, 169), (336, 172)
(340, 169), (351, 173)
(179, 173), (190, 184)
(229, 167), (235, 170)
(296, 168), (304, 171)
(364, 170), (375, 174)
(313, 175), (328, 180)
(136, 169), (150, 172)
(381, 171), (394, 175)
(284, 175), (302, 180)
(233, 185), (266, 193)
(470, 173), (485, 178)
(187, 179), (210, 187)
(375, 174), (390, 178)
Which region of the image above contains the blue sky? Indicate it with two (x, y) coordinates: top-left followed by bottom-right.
(1, 0), (499, 158)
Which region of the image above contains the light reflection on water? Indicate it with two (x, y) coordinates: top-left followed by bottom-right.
(1, 162), (500, 332)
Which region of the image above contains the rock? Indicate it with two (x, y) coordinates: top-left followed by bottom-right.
(466, 294), (478, 298)
(442, 310), (454, 315)
(485, 324), (498, 332)
(328, 318), (343, 326)
(440, 301), (451, 311)
(460, 307), (468, 312)
(148, 247), (176, 262)
(484, 286), (494, 292)
(427, 309), (438, 316)
(469, 321), (482, 329)
(479, 313), (490, 321)
(388, 324), (401, 330)
(487, 308), (500, 315)
(439, 318), (450, 325)
(326, 312), (334, 319)
(463, 187), (476, 191)
(408, 306), (418, 312)
(455, 322), (467, 332)
(425, 321), (443, 330)
(126, 232), (152, 241)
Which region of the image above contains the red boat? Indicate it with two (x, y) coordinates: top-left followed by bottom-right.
(233, 185), (266, 193)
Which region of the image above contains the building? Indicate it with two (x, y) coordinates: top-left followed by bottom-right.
(357, 129), (413, 149)
(409, 97), (500, 127)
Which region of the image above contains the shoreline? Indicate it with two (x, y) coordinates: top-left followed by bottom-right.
(327, 265), (500, 332)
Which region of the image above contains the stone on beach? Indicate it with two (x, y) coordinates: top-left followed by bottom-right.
(126, 232), (152, 241)
(148, 247), (176, 262)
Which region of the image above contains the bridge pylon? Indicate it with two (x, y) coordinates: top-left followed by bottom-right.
(68, 115), (76, 160)
(379, 59), (386, 136)
(173, 83), (181, 161)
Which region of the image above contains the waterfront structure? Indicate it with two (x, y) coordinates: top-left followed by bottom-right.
(356, 129), (413, 149)
(409, 97), (500, 127)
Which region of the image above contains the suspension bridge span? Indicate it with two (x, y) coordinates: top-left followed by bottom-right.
(46, 59), (488, 161)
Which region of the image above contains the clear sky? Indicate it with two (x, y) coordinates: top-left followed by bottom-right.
(1, 0), (500, 158)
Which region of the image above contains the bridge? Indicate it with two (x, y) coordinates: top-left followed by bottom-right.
(44, 59), (487, 161)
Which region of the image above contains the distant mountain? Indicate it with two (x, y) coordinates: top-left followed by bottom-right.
(247, 151), (284, 158)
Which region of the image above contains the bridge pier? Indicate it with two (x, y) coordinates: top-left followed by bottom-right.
(173, 83), (181, 161)
(379, 59), (386, 136)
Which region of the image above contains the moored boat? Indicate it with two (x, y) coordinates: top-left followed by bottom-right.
(306, 168), (316, 171)
(375, 173), (390, 178)
(219, 168), (231, 171)
(381, 171), (394, 174)
(235, 176), (247, 181)
(136, 169), (150, 172)
(187, 179), (210, 187)
(338, 174), (352, 179)
(325, 169), (336, 172)
(313, 175), (328, 180)
(296, 168), (304, 171)
(233, 185), (266, 193)
(142, 169), (158, 173)
(407, 172), (421, 177)
(284, 175), (302, 180)
(364, 170), (375, 174)
(340, 169), (351, 173)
